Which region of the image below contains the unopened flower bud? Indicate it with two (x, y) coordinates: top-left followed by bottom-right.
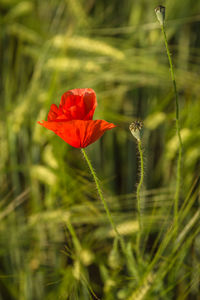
(155, 5), (165, 26)
(129, 121), (143, 142)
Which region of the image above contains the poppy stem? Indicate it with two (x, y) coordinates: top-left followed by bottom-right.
(136, 139), (143, 254)
(129, 121), (144, 257)
(160, 24), (182, 234)
(81, 148), (126, 253)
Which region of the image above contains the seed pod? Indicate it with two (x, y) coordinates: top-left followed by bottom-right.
(129, 121), (143, 142)
(155, 5), (165, 26)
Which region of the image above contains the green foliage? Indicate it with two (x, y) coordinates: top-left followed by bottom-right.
(0, 0), (200, 299)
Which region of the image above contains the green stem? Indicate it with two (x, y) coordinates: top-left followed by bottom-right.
(161, 24), (182, 231)
(67, 220), (81, 252)
(81, 148), (126, 253)
(136, 139), (144, 254)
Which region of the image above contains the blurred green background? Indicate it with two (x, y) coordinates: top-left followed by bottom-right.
(0, 0), (200, 299)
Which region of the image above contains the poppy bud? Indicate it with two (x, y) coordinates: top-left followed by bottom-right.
(155, 5), (165, 26)
(129, 121), (143, 142)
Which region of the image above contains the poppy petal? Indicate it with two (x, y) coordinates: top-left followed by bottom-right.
(81, 120), (116, 147)
(38, 120), (116, 148)
(83, 89), (97, 120)
(47, 104), (62, 121)
(59, 88), (97, 120)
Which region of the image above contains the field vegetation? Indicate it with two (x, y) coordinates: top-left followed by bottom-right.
(0, 0), (200, 299)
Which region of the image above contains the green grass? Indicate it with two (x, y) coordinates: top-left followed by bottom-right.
(0, 0), (200, 299)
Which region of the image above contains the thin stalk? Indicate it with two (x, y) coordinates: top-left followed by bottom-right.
(136, 139), (144, 255)
(161, 24), (182, 231)
(67, 220), (81, 252)
(81, 148), (126, 254)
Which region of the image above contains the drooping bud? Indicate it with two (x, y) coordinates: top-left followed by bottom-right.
(129, 121), (143, 142)
(155, 5), (165, 26)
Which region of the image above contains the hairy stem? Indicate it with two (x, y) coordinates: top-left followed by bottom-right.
(161, 24), (182, 231)
(81, 148), (126, 253)
(136, 139), (144, 254)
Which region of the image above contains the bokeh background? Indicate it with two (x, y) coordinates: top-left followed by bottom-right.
(0, 0), (200, 299)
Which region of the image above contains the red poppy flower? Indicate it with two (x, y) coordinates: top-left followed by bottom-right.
(38, 88), (116, 148)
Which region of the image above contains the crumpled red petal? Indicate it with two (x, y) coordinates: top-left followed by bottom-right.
(38, 120), (116, 148)
(47, 104), (63, 121)
(59, 88), (97, 121)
